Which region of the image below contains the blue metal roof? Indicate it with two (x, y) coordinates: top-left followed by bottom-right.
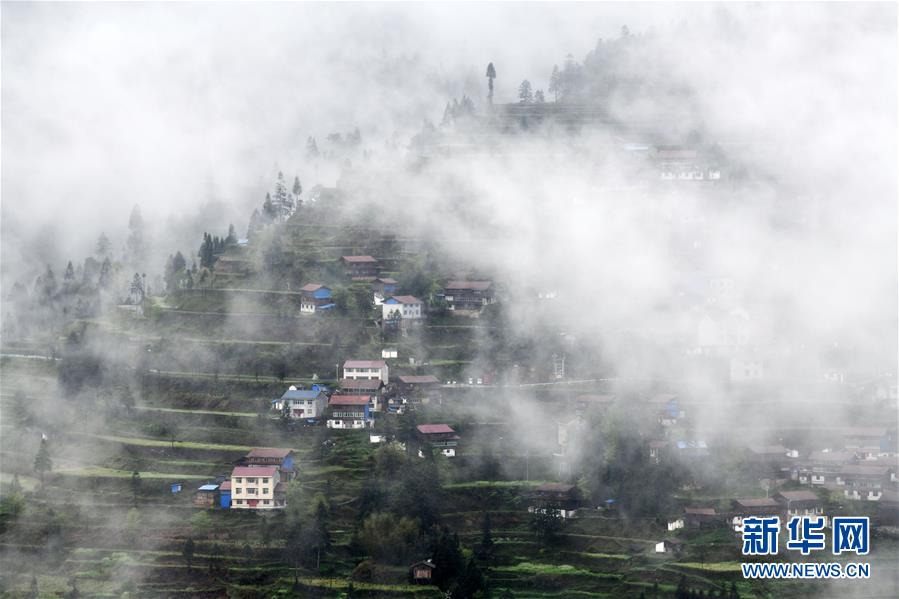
(281, 388), (324, 400)
(676, 440), (708, 450)
(198, 484), (219, 491)
(318, 303), (335, 310)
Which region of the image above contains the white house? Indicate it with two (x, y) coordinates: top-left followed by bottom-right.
(271, 386), (329, 419)
(382, 347), (398, 359)
(230, 466), (284, 510)
(343, 360), (389, 384)
(382, 295), (424, 321)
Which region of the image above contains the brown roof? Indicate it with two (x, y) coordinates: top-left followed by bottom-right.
(342, 255), (377, 263)
(841, 427), (889, 437)
(246, 448), (293, 459)
(733, 498), (781, 508)
(329, 395), (370, 406)
(807, 450), (851, 463)
(344, 360), (387, 369)
(775, 490), (820, 502)
(299, 283), (327, 292)
(750, 445), (788, 455)
(649, 440), (668, 449)
(219, 481), (232, 491)
(444, 281), (492, 291)
(417, 424), (455, 435)
(231, 466), (278, 478)
(685, 507), (716, 516)
(398, 375), (440, 385)
(375, 277), (398, 284)
(840, 465), (892, 477)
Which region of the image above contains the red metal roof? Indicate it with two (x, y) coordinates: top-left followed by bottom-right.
(219, 481), (232, 491)
(344, 360), (387, 369)
(329, 395), (370, 406)
(375, 277), (398, 284)
(340, 378), (383, 389)
(231, 466), (278, 478)
(246, 448), (293, 459)
(417, 424), (455, 435)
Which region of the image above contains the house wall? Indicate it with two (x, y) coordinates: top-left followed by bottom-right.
(231, 470), (282, 510)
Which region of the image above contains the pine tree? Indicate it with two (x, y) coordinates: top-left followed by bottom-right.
(549, 65), (561, 101)
(292, 177), (303, 208)
(98, 258), (112, 288)
(96, 232), (111, 257)
(306, 136), (320, 158)
(34, 438), (52, 484)
(486, 62), (497, 103)
(226, 224), (237, 245)
(535, 89), (546, 103)
(518, 80), (534, 103)
(126, 205), (145, 266)
(64, 261), (75, 282)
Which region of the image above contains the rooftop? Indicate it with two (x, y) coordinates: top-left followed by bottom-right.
(280, 388), (324, 400)
(775, 490), (820, 502)
(534, 482), (575, 493)
(340, 378), (384, 389)
(417, 424), (455, 435)
(197, 484), (219, 492)
(345, 360), (387, 369)
(329, 395), (371, 406)
(232, 466), (279, 478)
(385, 295), (422, 304)
(245, 448), (293, 460)
(733, 498), (780, 508)
(299, 283), (329, 293)
(342, 255), (378, 263)
(444, 280), (492, 291)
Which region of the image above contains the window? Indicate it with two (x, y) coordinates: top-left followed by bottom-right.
(235, 488), (242, 494)
(263, 500), (270, 505)
(261, 478), (268, 483)
(235, 499), (243, 505)
(235, 477), (242, 483)
(262, 488), (269, 494)
(247, 488), (257, 495)
(247, 478), (257, 484)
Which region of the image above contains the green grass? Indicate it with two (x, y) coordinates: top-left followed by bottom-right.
(72, 432), (257, 452)
(135, 405), (259, 418)
(54, 467), (210, 480)
(495, 561), (623, 579)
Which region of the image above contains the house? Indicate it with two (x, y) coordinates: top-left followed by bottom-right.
(529, 483), (581, 518)
(342, 255), (379, 278)
(774, 490), (825, 524)
(674, 440), (709, 460)
(747, 445), (799, 479)
(410, 559), (436, 584)
(648, 440), (668, 464)
(372, 278), (398, 304)
(798, 450), (852, 486)
(648, 394), (683, 425)
(230, 466), (285, 510)
(731, 498), (783, 533)
(841, 427), (896, 459)
(194, 484), (219, 508)
(382, 347), (398, 359)
(730, 354), (765, 382)
(442, 281), (495, 312)
(272, 386), (329, 420)
(299, 284), (334, 313)
(417, 424), (459, 457)
(382, 295), (424, 333)
(694, 307), (751, 355)
(219, 481), (232, 508)
(667, 517), (685, 531)
(343, 360), (389, 384)
(684, 507), (723, 529)
(326, 395), (373, 429)
(574, 394), (617, 414)
(654, 538), (686, 554)
(339, 378), (385, 411)
(395, 375), (441, 402)
(838, 464), (894, 501)
(241, 448), (297, 482)
(170, 482), (183, 494)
